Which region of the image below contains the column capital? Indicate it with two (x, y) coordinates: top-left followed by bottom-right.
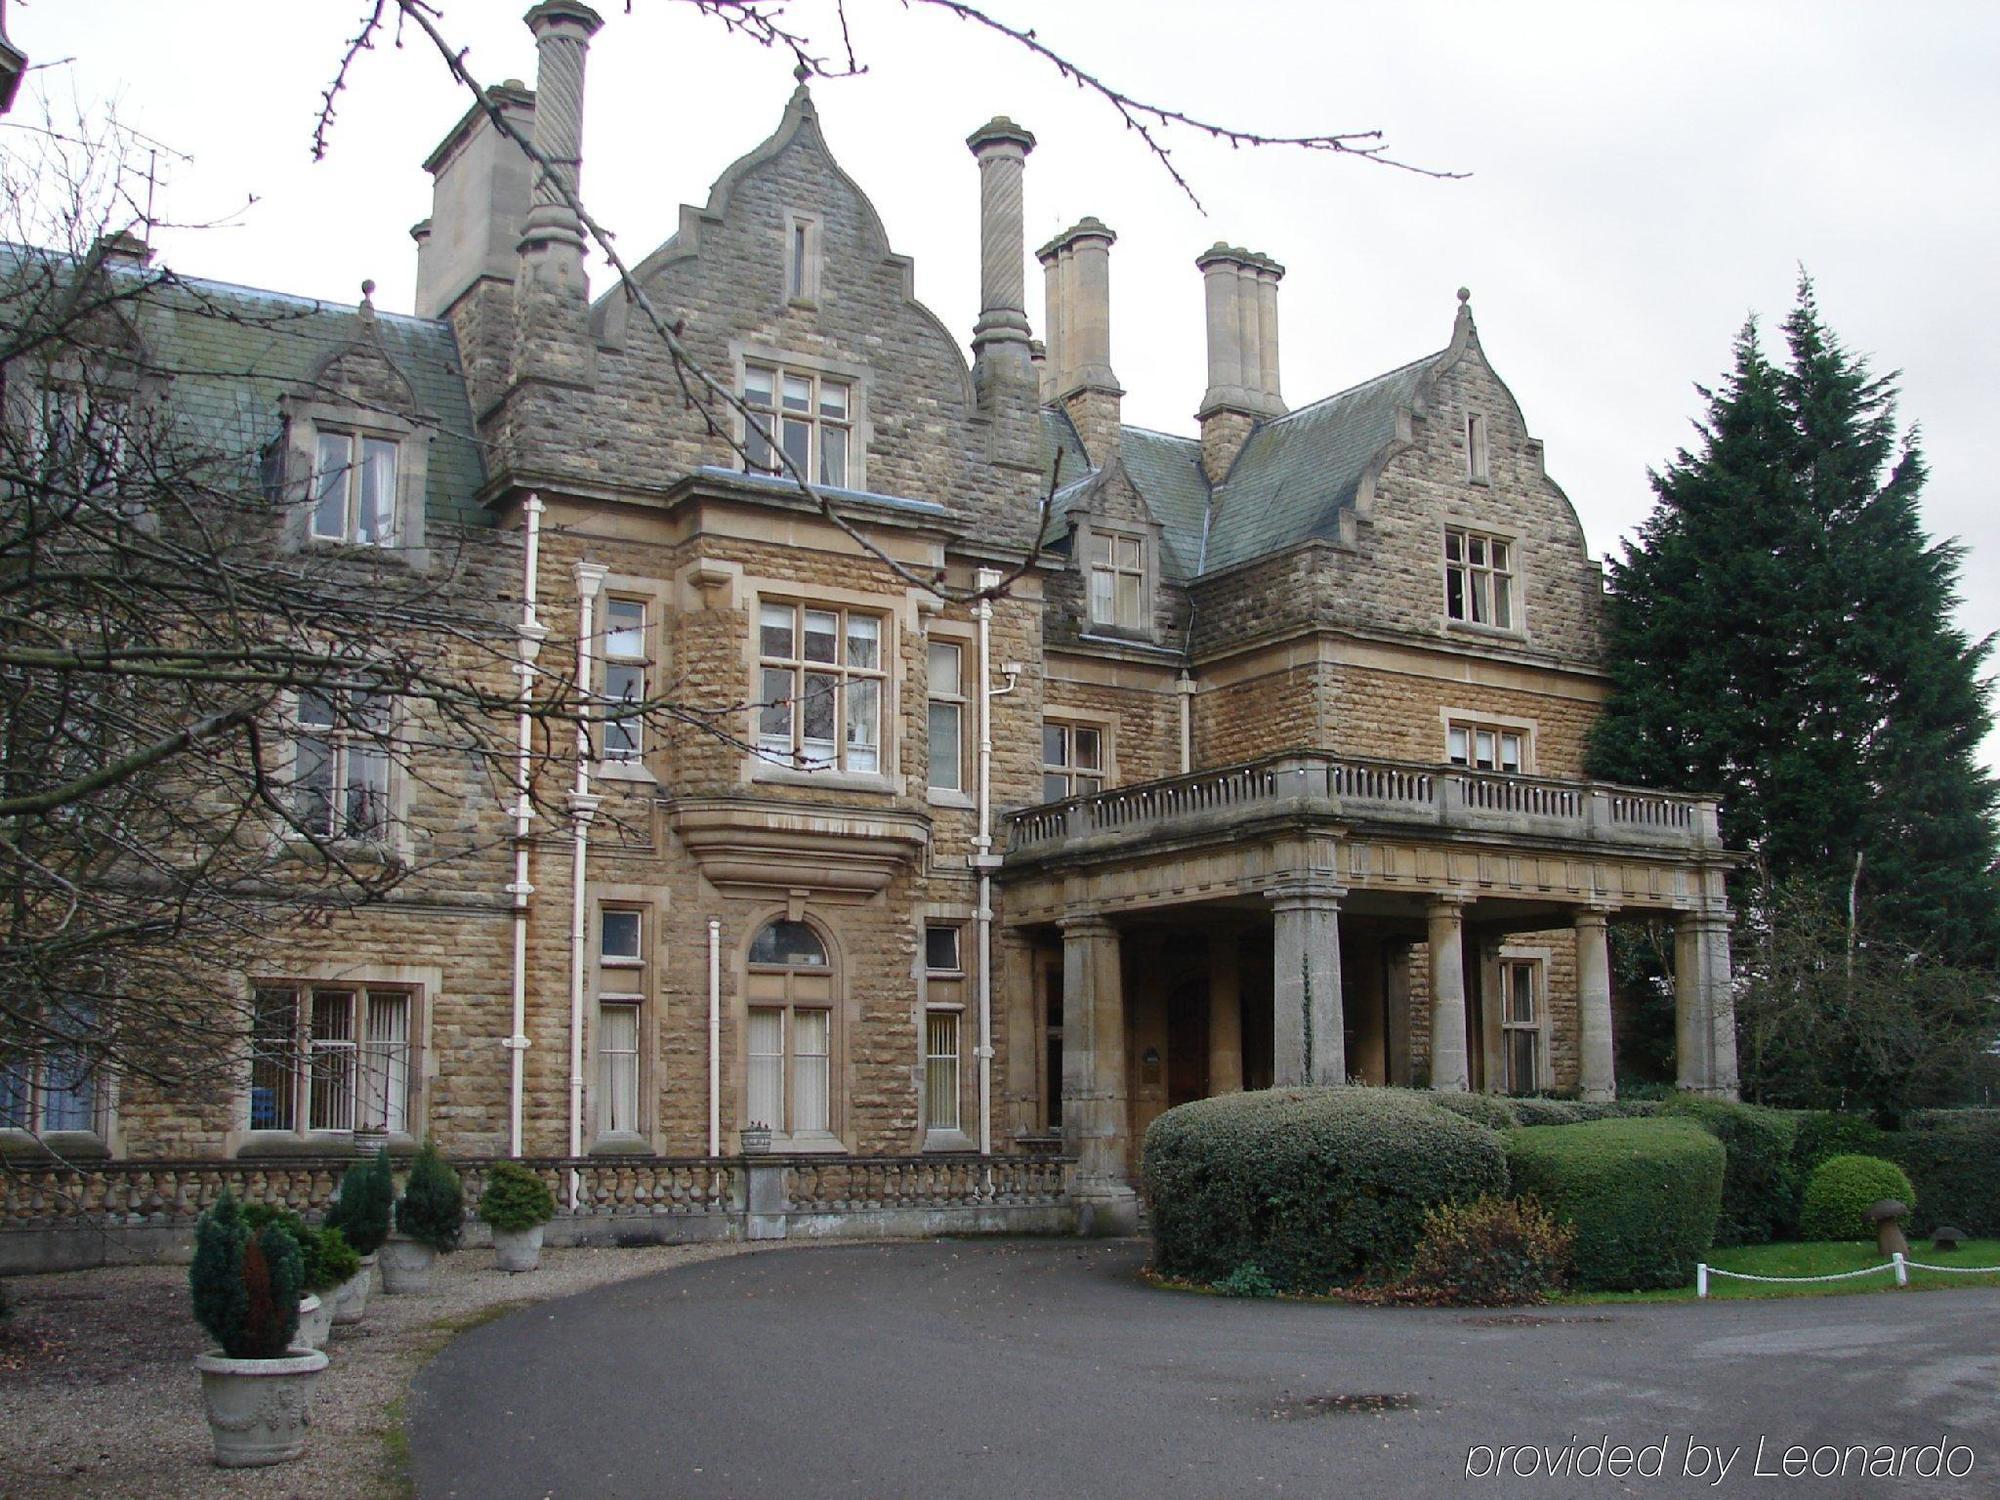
(1573, 905), (1617, 930)
(1426, 892), (1471, 917)
(1675, 907), (1735, 931)
(1266, 880), (1346, 911)
(1058, 911), (1117, 939)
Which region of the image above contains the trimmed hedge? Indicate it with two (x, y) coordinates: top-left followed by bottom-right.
(1799, 1155), (1914, 1242)
(1144, 1088), (1507, 1291)
(1504, 1118), (1724, 1290)
(1792, 1112), (1891, 1181)
(1661, 1096), (1799, 1246)
(1430, 1093), (1523, 1131)
(1510, 1099), (1587, 1127)
(1892, 1115), (2000, 1236)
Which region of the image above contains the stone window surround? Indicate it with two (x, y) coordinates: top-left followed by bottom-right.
(1483, 944), (1551, 1097)
(1070, 511), (1161, 644)
(782, 209), (823, 309)
(1041, 709), (1117, 801)
(918, 902), (974, 1151)
(924, 622), (975, 810)
(0, 1034), (118, 1161)
(728, 339), (872, 495)
(230, 962), (440, 1158)
(738, 905), (851, 1154)
(590, 570), (669, 785)
(589, 882), (661, 1153)
(1465, 411), (1491, 485)
(1438, 706), (1538, 775)
(275, 684), (417, 866)
(740, 574), (917, 797)
(278, 394), (430, 566)
(1438, 516), (1528, 643)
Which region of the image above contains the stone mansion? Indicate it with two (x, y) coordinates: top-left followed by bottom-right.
(3, 2), (1736, 1238)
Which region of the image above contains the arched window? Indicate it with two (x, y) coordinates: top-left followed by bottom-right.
(745, 917), (836, 1140)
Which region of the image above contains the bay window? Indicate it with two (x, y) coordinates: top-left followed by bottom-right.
(757, 602), (884, 773)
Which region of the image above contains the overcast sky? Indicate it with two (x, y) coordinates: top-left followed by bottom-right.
(13, 0), (2000, 769)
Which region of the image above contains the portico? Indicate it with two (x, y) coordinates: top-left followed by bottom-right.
(999, 750), (1738, 1213)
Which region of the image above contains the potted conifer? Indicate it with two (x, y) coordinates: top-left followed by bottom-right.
(188, 1190), (328, 1468)
(325, 1148), (393, 1323)
(242, 1204), (360, 1350)
(379, 1139), (464, 1294)
(479, 1161), (557, 1272)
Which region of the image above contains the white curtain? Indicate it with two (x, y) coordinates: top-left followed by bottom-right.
(793, 1009), (830, 1133)
(362, 993), (410, 1133)
(598, 1005), (639, 1134)
(747, 1008), (785, 1131)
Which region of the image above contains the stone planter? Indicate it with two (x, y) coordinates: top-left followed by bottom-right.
(377, 1234), (437, 1295)
(740, 1126), (773, 1155)
(294, 1293), (333, 1351)
(331, 1254), (375, 1325)
(193, 1346), (329, 1468)
(491, 1223), (545, 1273)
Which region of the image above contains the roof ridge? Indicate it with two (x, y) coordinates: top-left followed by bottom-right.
(1260, 347), (1444, 428)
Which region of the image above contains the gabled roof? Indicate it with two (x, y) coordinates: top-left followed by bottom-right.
(1, 246), (486, 527)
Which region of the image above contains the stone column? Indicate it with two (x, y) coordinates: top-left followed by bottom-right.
(1427, 897), (1471, 1092)
(518, 1), (603, 259)
(1574, 907), (1617, 1101)
(1674, 911), (1740, 1098)
(1207, 931), (1243, 1095)
(966, 118), (1036, 378)
(1268, 883), (1346, 1087)
(1060, 914), (1139, 1235)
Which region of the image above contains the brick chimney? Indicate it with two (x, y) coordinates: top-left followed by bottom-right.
(1037, 217), (1122, 467)
(1196, 243), (1285, 483)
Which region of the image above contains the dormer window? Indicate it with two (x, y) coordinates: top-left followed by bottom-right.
(312, 430), (399, 546)
(1086, 532), (1147, 631)
(743, 361), (851, 488)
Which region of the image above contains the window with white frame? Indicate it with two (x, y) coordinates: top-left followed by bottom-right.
(1042, 721), (1104, 802)
(757, 602), (884, 773)
(600, 597), (648, 763)
(0, 1003), (103, 1135)
(596, 907), (646, 1136)
(1500, 959), (1542, 1094)
(1447, 719), (1529, 774)
(1085, 532), (1147, 631)
(927, 641), (966, 793)
(311, 430), (400, 546)
(249, 983), (413, 1134)
(742, 362), (851, 488)
(1466, 412), (1490, 483)
(292, 688), (392, 840)
(745, 918), (835, 1139)
(1444, 527), (1515, 629)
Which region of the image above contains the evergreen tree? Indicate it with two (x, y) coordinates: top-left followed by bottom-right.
(1591, 279), (2000, 966)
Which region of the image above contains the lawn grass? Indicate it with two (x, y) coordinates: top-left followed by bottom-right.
(1567, 1238), (2000, 1304)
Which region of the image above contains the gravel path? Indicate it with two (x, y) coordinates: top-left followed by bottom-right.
(1, 1241), (754, 1499)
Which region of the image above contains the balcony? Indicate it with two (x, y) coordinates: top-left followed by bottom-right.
(1002, 751), (1723, 867)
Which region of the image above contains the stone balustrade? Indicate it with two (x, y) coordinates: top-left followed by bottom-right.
(1003, 750), (1720, 860)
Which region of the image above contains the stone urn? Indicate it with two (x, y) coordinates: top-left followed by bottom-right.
(293, 1293), (334, 1351)
(378, 1233), (437, 1295)
(740, 1124), (773, 1156)
(492, 1223), (545, 1274)
(193, 1346), (329, 1468)
(331, 1254), (375, 1325)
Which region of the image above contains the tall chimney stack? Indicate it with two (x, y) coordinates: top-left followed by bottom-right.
(1196, 243), (1285, 483)
(1038, 218), (1122, 467)
(513, 1), (603, 390)
(966, 117), (1036, 394)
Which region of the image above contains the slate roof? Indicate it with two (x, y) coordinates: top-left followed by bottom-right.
(1040, 348), (1443, 581)
(1, 247), (487, 527)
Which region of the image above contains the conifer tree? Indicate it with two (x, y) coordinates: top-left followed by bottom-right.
(1591, 279), (2000, 967)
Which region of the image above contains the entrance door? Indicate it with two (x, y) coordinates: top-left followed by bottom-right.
(1165, 980), (1210, 1107)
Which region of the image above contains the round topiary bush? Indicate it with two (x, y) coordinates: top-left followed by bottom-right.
(1143, 1087), (1508, 1292)
(1504, 1117), (1724, 1290)
(1799, 1154), (1916, 1242)
(479, 1161), (557, 1232)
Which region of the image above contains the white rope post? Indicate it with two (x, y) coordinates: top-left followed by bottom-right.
(1893, 1252), (1908, 1287)
(1697, 1263), (1709, 1299)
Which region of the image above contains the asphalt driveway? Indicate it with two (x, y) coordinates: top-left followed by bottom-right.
(408, 1239), (1999, 1499)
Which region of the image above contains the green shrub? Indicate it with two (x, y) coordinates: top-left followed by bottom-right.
(326, 1148), (394, 1256)
(189, 1189), (304, 1358)
(1144, 1088), (1507, 1292)
(1511, 1099), (1588, 1127)
(1212, 1263), (1278, 1298)
(240, 1203), (359, 1293)
(1660, 1096), (1799, 1246)
(479, 1161), (557, 1232)
(1504, 1117), (1723, 1290)
(1431, 1093), (1523, 1130)
(396, 1140), (464, 1253)
(1792, 1112), (1890, 1177)
(1887, 1116), (1997, 1235)
(1798, 1155), (1915, 1242)
(1397, 1195), (1574, 1305)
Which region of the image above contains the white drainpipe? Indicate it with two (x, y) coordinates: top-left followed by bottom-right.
(972, 569), (1018, 1159)
(707, 917), (721, 1157)
(506, 494), (548, 1159)
(567, 563), (607, 1203)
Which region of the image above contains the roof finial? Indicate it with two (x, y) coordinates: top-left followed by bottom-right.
(359, 278), (377, 320)
(793, 60), (811, 84)
(1457, 286), (1470, 305)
